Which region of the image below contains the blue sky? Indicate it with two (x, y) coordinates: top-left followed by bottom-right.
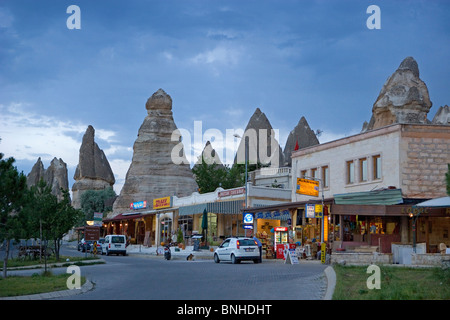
(1, 0), (449, 194)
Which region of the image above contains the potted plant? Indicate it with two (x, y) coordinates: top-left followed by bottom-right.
(177, 228), (185, 249)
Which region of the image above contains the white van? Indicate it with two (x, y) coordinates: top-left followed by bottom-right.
(102, 235), (127, 256)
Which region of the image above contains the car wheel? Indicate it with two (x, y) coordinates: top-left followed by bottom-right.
(231, 254), (239, 264)
(214, 254), (220, 263)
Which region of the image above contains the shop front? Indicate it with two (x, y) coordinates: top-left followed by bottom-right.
(177, 200), (245, 246)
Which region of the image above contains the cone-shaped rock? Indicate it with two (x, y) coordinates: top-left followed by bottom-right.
(72, 125), (115, 209)
(111, 89), (198, 215)
(234, 108), (284, 168)
(364, 57), (432, 131)
(194, 141), (223, 167)
(27, 157), (69, 201)
(432, 105), (450, 125)
(283, 116), (319, 166)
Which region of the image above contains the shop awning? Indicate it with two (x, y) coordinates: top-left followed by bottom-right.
(103, 212), (141, 222)
(178, 200), (245, 216)
(415, 196), (450, 208)
(334, 188), (403, 206)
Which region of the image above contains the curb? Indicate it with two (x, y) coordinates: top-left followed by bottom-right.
(0, 279), (94, 300)
(323, 266), (336, 300)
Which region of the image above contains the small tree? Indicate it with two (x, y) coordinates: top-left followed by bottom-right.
(0, 154), (28, 278)
(80, 187), (116, 221)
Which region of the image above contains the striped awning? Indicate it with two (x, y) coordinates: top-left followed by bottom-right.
(178, 200), (245, 216)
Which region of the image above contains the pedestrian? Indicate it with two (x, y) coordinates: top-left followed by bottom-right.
(253, 235), (262, 262)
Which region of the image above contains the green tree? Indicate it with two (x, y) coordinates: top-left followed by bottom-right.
(80, 187), (116, 221)
(51, 189), (83, 260)
(192, 156), (228, 193)
(28, 179), (59, 268)
(0, 154), (28, 278)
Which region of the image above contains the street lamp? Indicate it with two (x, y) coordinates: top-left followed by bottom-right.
(233, 133), (248, 209)
(234, 133), (248, 237)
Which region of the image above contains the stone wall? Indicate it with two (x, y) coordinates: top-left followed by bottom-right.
(411, 253), (450, 267)
(331, 252), (392, 265)
(400, 125), (450, 198)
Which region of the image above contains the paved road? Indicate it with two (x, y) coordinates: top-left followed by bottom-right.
(5, 242), (328, 301)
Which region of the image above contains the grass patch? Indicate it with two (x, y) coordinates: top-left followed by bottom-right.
(333, 265), (450, 300)
(2, 255), (101, 269)
(0, 271), (86, 297)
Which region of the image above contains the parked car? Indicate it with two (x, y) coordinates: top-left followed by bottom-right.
(78, 239), (93, 252)
(102, 235), (127, 256)
(214, 237), (261, 264)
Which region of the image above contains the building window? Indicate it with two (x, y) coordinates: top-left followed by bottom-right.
(322, 166), (329, 188)
(311, 168), (318, 179)
(346, 160), (354, 184)
(373, 155), (381, 180)
(359, 158), (368, 182)
(300, 170), (307, 178)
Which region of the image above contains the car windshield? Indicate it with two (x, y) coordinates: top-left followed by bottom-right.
(238, 239), (257, 246)
(111, 236), (125, 244)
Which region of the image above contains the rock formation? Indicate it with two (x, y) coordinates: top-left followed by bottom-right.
(194, 141), (223, 167)
(283, 116), (319, 166)
(111, 89), (198, 215)
(432, 105), (450, 125)
(27, 157), (69, 201)
(234, 108), (284, 168)
(363, 57), (432, 131)
(71, 125), (115, 209)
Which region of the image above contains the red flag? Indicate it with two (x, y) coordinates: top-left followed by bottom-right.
(294, 140), (299, 151)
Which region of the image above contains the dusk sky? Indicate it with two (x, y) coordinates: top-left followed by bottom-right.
(1, 0), (449, 194)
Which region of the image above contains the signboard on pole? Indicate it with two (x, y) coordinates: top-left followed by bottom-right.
(85, 226), (100, 241)
(321, 242), (326, 264)
(93, 212), (103, 226)
(296, 178), (319, 197)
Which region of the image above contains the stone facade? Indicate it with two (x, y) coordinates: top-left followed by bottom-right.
(399, 125), (450, 198)
(291, 123), (450, 201)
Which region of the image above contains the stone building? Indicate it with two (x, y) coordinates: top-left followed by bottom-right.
(290, 123), (449, 257)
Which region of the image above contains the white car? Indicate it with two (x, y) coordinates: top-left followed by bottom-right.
(214, 237), (261, 264)
(102, 235), (127, 256)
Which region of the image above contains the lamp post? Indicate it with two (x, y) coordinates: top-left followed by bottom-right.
(234, 133), (248, 237)
(409, 207), (423, 253)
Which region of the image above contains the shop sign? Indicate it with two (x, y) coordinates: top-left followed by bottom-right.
(255, 210), (290, 220)
(243, 212), (254, 224)
(306, 204), (323, 218)
(274, 226), (288, 232)
(218, 187), (245, 198)
(306, 204), (315, 218)
(130, 201), (147, 210)
(153, 196), (172, 210)
(296, 178), (319, 197)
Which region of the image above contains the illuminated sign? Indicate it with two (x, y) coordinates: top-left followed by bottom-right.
(130, 201), (147, 210)
(153, 196), (172, 210)
(296, 178), (320, 197)
(306, 204), (315, 218)
(243, 213), (254, 224)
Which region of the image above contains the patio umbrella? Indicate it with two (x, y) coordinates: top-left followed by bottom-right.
(415, 196), (450, 208)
